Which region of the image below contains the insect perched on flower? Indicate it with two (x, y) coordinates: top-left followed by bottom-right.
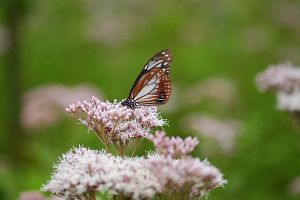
(122, 49), (173, 108)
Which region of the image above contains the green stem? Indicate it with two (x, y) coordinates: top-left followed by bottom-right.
(93, 127), (110, 152)
(115, 142), (124, 157)
(130, 138), (141, 157)
(114, 140), (129, 157)
(88, 191), (96, 200)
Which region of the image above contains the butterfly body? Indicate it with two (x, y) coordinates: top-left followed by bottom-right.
(122, 49), (173, 108)
(121, 98), (139, 108)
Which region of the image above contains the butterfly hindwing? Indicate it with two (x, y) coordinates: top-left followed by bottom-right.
(128, 49), (173, 106)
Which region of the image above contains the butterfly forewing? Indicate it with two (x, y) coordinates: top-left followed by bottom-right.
(128, 49), (173, 106)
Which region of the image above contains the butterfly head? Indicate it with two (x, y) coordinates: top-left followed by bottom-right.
(121, 99), (139, 109)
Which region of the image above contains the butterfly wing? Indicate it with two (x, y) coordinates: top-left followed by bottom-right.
(128, 49), (173, 106)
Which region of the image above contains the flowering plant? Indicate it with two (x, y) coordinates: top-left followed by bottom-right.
(66, 97), (165, 156)
(256, 63), (300, 113)
(42, 96), (226, 200)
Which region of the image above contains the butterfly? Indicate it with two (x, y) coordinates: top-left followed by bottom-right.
(121, 49), (173, 108)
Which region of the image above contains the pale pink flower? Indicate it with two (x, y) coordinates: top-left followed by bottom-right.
(148, 131), (199, 159)
(183, 78), (238, 106)
(66, 96), (165, 155)
(146, 131), (226, 199)
(42, 146), (161, 200)
(42, 87), (226, 200)
(19, 191), (63, 200)
(83, 0), (153, 47)
(19, 191), (44, 200)
(147, 155), (226, 200)
(288, 176), (300, 196)
(43, 144), (226, 200)
(183, 114), (241, 154)
(256, 63), (300, 113)
(256, 63), (300, 93)
(21, 84), (102, 130)
(277, 91), (300, 112)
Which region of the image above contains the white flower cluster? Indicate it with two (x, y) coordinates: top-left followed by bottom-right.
(42, 146), (161, 200)
(43, 145), (226, 200)
(184, 114), (241, 154)
(21, 84), (102, 130)
(147, 155), (226, 199)
(256, 63), (300, 112)
(183, 78), (238, 106)
(43, 97), (226, 200)
(66, 97), (165, 147)
(256, 63), (300, 93)
(147, 132), (226, 199)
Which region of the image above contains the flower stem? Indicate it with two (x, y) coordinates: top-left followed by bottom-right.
(88, 191), (96, 200)
(115, 143), (125, 157)
(93, 127), (110, 152)
(131, 138), (141, 157)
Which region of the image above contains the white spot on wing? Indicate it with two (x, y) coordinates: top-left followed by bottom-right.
(145, 60), (163, 70)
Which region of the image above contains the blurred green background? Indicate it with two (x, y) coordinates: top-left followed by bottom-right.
(1, 0), (300, 199)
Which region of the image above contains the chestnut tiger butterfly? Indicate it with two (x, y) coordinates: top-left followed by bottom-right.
(122, 49), (173, 108)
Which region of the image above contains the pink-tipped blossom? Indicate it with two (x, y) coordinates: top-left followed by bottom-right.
(19, 191), (63, 200)
(42, 87), (226, 199)
(19, 191), (45, 200)
(66, 96), (165, 155)
(43, 146), (226, 200)
(148, 131), (199, 159)
(183, 78), (238, 106)
(289, 176), (300, 196)
(42, 146), (161, 200)
(183, 114), (241, 155)
(83, 0), (153, 47)
(147, 131), (226, 199)
(256, 63), (300, 113)
(277, 91), (300, 112)
(21, 84), (103, 130)
(256, 63), (300, 93)
(147, 155), (226, 200)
